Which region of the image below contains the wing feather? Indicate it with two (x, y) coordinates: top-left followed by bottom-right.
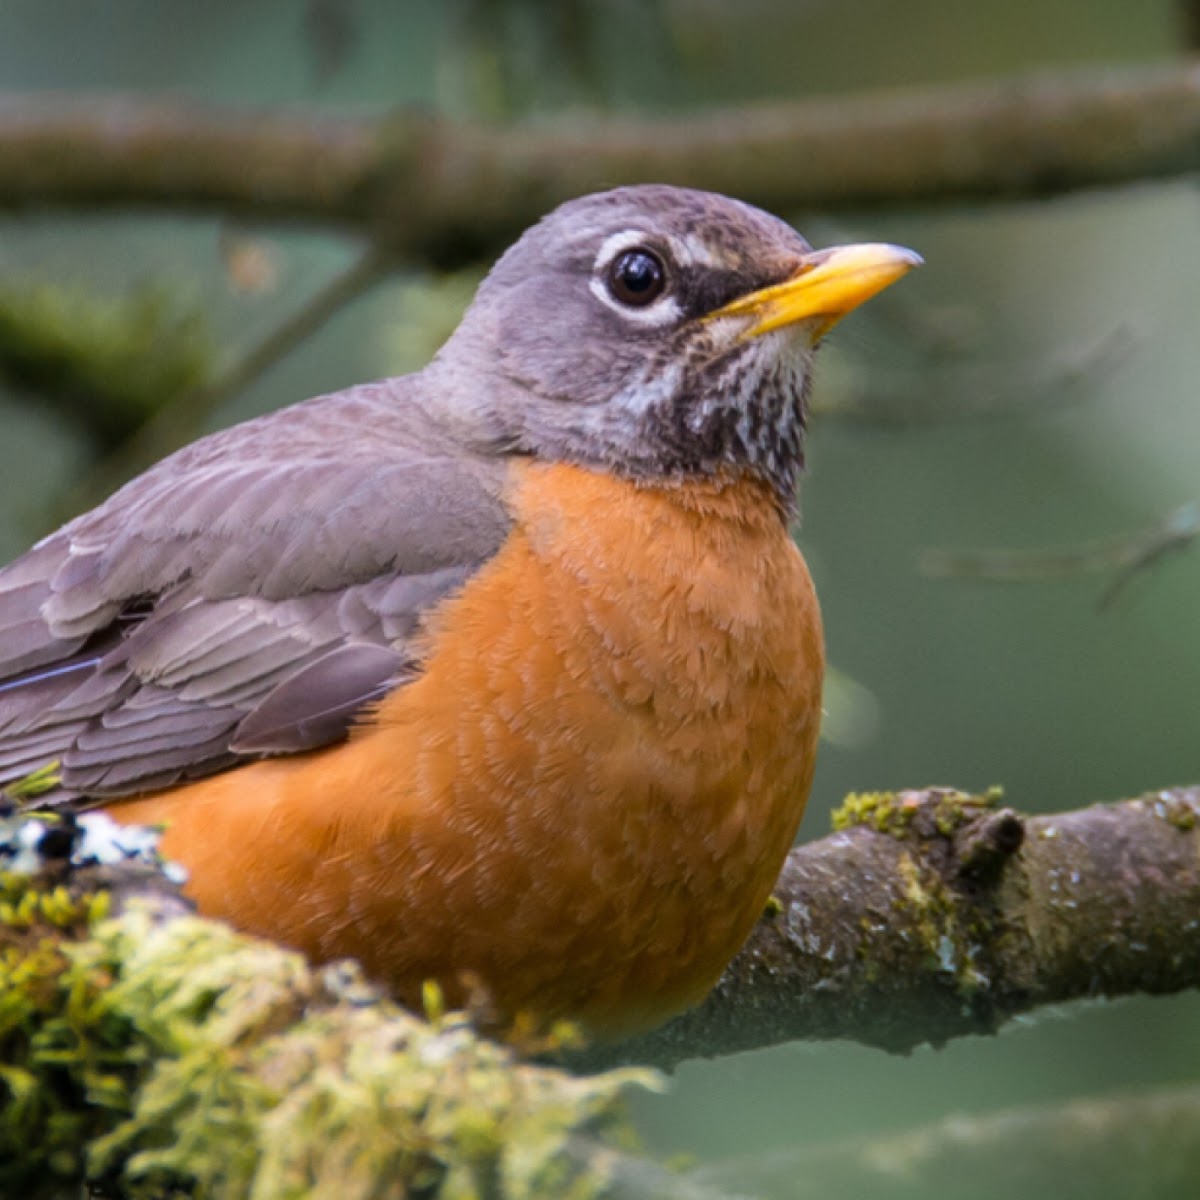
(0, 380), (511, 799)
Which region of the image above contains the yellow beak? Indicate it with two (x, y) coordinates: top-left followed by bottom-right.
(707, 242), (922, 340)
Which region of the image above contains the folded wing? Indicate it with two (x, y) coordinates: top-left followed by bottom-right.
(0, 382), (510, 800)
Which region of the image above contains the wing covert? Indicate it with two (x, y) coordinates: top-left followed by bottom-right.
(0, 381), (512, 799)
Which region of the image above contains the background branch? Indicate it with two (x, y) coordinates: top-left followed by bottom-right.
(686, 1083), (1200, 1200)
(4, 62), (1200, 261)
(62, 244), (393, 516)
(920, 501), (1200, 609)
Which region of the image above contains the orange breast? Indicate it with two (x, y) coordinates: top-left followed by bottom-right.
(112, 461), (824, 1036)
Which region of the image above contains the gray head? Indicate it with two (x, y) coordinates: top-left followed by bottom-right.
(429, 185), (919, 511)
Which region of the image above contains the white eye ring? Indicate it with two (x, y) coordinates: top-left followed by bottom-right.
(589, 230), (682, 326)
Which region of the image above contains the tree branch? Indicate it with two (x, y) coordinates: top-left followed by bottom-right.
(3, 62), (1200, 259)
(594, 786), (1200, 1071)
(12, 786), (1200, 1084)
(7, 786), (1200, 1189)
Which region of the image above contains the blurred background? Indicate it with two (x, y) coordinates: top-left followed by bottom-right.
(1, 1), (1197, 1196)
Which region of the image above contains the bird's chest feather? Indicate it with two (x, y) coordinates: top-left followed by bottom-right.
(359, 460), (825, 1027)
(386, 460), (824, 838)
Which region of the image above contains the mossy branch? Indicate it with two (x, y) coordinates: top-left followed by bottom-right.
(5, 785), (1200, 1193)
(3, 62), (1200, 261)
(595, 785), (1200, 1071)
(0, 810), (657, 1199)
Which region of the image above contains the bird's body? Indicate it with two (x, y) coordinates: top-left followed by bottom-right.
(116, 462), (822, 1033)
(0, 186), (916, 1036)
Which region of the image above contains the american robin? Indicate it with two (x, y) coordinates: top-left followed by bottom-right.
(0, 187), (917, 1037)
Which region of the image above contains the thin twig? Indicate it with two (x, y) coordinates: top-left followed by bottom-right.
(919, 500), (1200, 608)
(691, 1083), (1200, 1200)
(814, 323), (1140, 424)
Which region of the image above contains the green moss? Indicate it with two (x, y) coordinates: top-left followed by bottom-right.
(0, 859), (657, 1199)
(853, 920), (885, 983)
(830, 791), (916, 836)
(0, 872), (135, 1196)
(1, 761), (62, 802)
(932, 786), (1004, 837)
(832, 790), (1010, 1001)
(1150, 793), (1198, 832)
(83, 907), (656, 1199)
(0, 280), (213, 448)
(0, 810), (656, 1195)
(1168, 806), (1196, 832)
(831, 787), (1003, 839)
(893, 855), (988, 997)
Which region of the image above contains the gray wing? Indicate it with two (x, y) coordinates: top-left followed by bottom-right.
(0, 379), (512, 800)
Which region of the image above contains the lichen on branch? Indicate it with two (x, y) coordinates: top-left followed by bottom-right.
(0, 809), (654, 1200)
(595, 785), (1200, 1070)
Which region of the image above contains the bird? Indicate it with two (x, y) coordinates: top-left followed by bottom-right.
(0, 186), (918, 1038)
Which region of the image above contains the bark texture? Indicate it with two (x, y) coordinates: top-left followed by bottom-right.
(595, 786), (1200, 1070)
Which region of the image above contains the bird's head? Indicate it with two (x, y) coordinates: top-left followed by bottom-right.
(432, 185), (920, 510)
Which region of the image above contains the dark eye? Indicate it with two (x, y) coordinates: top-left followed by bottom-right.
(607, 248), (667, 307)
